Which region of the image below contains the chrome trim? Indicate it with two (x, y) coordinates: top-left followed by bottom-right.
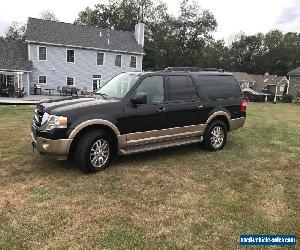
(89, 139), (110, 168)
(229, 117), (246, 131)
(68, 119), (120, 139)
(126, 124), (205, 141)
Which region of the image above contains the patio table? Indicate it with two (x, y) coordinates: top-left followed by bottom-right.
(45, 88), (55, 96)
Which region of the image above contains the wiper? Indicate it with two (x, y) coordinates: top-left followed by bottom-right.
(92, 92), (109, 100)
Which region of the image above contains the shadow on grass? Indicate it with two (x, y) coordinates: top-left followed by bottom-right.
(29, 142), (206, 174)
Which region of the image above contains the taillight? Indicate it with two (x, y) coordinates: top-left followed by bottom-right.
(241, 99), (247, 112)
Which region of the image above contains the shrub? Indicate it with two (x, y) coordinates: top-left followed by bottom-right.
(282, 94), (293, 103)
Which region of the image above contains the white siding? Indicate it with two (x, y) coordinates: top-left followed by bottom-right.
(29, 43), (143, 94)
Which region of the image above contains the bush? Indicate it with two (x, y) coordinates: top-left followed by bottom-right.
(282, 94), (293, 103)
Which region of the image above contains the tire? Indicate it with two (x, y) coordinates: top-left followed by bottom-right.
(203, 120), (227, 151)
(75, 129), (114, 172)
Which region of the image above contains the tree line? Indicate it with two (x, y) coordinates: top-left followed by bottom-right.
(3, 0), (300, 75)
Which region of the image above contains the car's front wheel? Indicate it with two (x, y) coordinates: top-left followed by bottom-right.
(203, 120), (227, 151)
(75, 129), (113, 172)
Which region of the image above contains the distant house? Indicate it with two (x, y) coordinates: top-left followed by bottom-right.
(0, 18), (145, 95)
(232, 72), (288, 101)
(287, 67), (300, 97)
(232, 72), (255, 90)
(251, 73), (288, 99)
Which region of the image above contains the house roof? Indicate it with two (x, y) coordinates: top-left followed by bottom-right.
(251, 74), (287, 91)
(0, 38), (32, 72)
(25, 18), (144, 54)
(232, 72), (255, 82)
(287, 67), (300, 75)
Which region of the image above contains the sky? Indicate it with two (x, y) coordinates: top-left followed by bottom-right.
(0, 0), (299, 41)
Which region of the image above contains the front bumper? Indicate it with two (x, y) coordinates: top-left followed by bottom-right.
(30, 132), (72, 159)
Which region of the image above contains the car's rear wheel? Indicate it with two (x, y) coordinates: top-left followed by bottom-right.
(75, 129), (113, 172)
(203, 120), (227, 151)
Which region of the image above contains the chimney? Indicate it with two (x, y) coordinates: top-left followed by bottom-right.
(134, 23), (145, 47)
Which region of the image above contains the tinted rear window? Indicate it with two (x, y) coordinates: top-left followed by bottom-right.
(167, 75), (193, 101)
(195, 75), (241, 100)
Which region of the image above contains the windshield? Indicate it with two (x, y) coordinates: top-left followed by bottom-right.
(96, 73), (139, 99)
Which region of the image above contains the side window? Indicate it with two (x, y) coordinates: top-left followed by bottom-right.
(195, 75), (241, 100)
(167, 75), (193, 101)
(135, 76), (164, 104)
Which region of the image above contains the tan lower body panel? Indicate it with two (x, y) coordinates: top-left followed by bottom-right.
(117, 124), (205, 155)
(117, 117), (246, 155)
(119, 124), (206, 148)
(30, 132), (72, 159)
(229, 117), (246, 131)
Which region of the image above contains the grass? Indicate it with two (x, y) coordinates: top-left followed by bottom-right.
(0, 103), (299, 249)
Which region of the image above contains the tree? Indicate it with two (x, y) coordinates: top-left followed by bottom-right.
(75, 0), (217, 68)
(5, 21), (26, 40)
(40, 10), (59, 21)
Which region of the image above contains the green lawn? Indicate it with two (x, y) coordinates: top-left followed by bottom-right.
(0, 103), (299, 249)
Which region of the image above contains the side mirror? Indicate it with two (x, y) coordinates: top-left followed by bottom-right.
(131, 93), (147, 105)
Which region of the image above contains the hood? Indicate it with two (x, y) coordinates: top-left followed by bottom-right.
(40, 96), (118, 115)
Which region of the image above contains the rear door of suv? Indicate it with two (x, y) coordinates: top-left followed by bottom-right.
(165, 74), (207, 128)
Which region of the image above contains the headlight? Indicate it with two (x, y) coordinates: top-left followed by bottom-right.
(40, 114), (68, 131)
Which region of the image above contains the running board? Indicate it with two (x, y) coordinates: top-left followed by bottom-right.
(118, 136), (203, 155)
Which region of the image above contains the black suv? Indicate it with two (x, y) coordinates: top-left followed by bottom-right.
(30, 67), (246, 172)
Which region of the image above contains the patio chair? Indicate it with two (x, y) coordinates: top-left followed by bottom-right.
(15, 87), (26, 98)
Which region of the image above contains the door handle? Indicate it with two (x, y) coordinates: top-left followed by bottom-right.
(157, 107), (166, 113)
(196, 105), (203, 110)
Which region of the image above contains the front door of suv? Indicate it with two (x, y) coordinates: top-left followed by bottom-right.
(165, 75), (205, 129)
(120, 75), (169, 138)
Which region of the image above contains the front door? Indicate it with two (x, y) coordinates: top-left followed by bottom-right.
(120, 75), (169, 138)
(93, 75), (102, 91)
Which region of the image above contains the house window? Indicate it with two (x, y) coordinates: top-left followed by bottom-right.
(130, 56), (137, 68)
(38, 46), (47, 61)
(97, 52), (104, 65)
(66, 49), (75, 63)
(38, 75), (47, 84)
(115, 54), (122, 67)
(93, 75), (102, 91)
(66, 77), (75, 86)
(280, 85), (285, 92)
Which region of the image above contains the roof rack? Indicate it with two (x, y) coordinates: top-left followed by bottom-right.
(143, 68), (166, 72)
(164, 67), (225, 72)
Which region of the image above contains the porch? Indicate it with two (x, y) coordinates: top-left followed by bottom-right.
(0, 70), (30, 97)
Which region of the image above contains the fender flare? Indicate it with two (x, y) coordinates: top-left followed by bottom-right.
(206, 111), (231, 125)
(68, 119), (120, 139)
